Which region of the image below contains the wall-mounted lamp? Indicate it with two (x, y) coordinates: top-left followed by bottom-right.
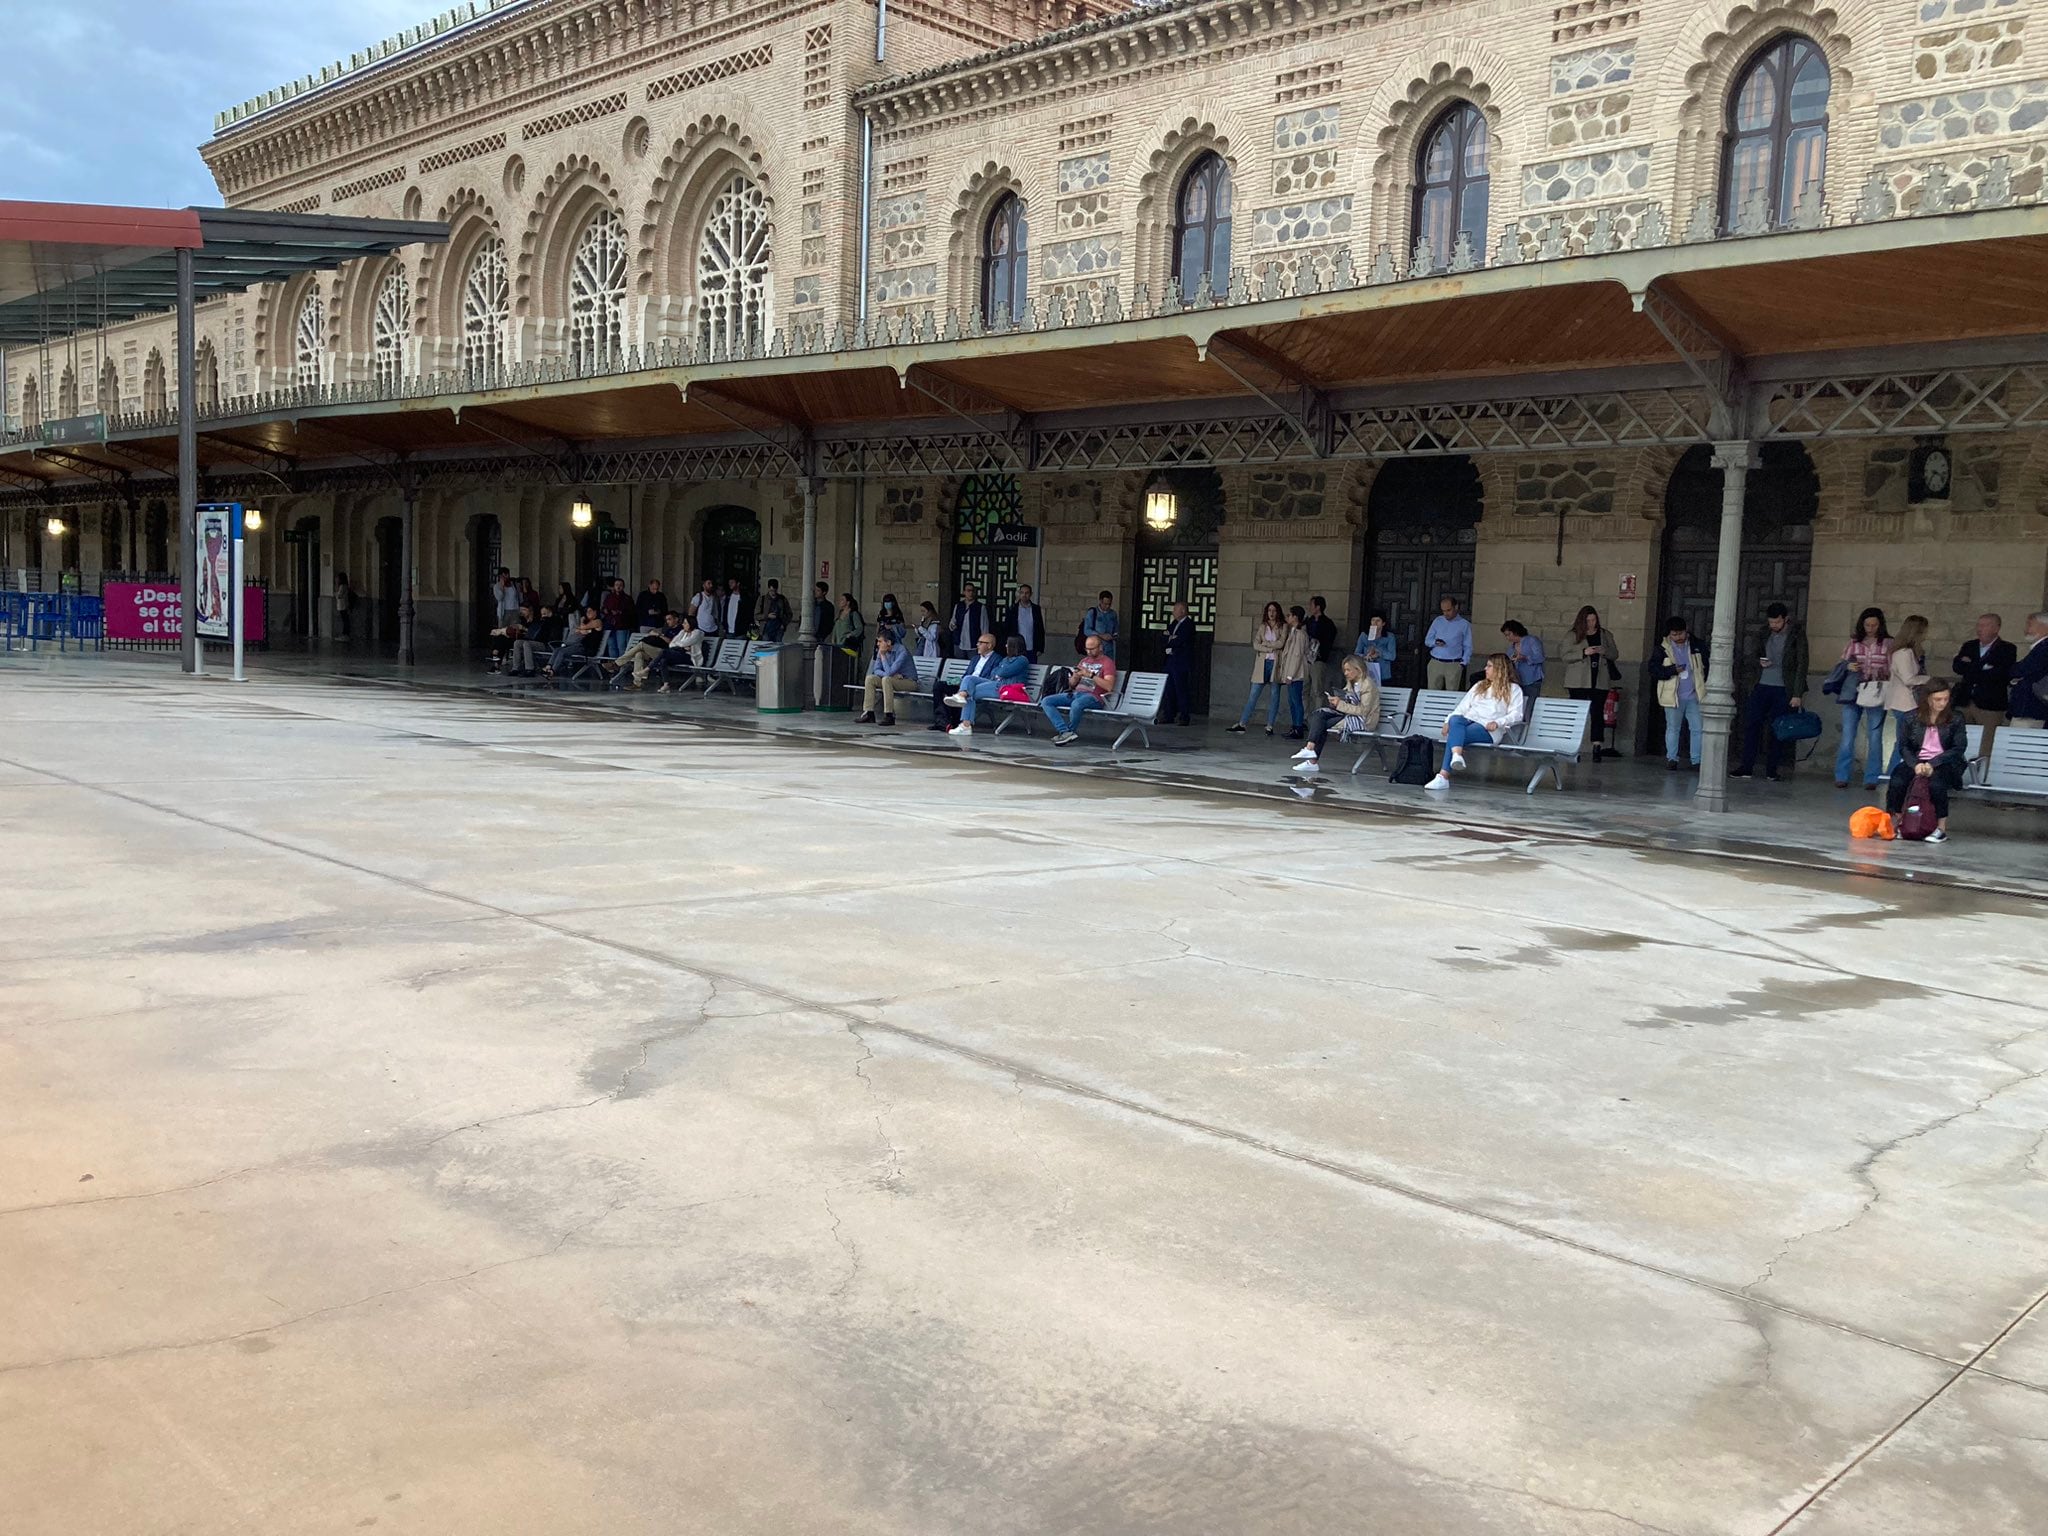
(570, 499), (594, 529)
(243, 507), (264, 532)
(1143, 477), (1179, 532)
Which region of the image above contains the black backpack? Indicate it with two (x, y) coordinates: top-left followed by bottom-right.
(1391, 735), (1437, 785)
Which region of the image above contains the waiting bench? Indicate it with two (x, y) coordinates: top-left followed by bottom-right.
(1352, 688), (1458, 774)
(1962, 727), (2048, 801)
(991, 670), (1167, 752)
(1354, 691), (1589, 793)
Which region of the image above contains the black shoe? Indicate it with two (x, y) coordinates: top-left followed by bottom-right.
(1591, 746), (1603, 762)
(881, 713), (896, 726)
(1226, 723), (1247, 734)
(1176, 718), (1191, 727)
(1667, 759), (1681, 771)
(856, 711), (876, 724)
(1729, 768), (1752, 779)
(1264, 726), (1275, 737)
(1284, 728), (1304, 740)
(1766, 772), (1781, 782)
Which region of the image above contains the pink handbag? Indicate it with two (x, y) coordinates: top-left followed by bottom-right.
(997, 683), (1031, 703)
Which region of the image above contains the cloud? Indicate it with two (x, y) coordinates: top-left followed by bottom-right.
(0, 0), (456, 206)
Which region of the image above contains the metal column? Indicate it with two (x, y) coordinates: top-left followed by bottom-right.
(1695, 441), (1756, 811)
(399, 480), (418, 666)
(798, 475), (819, 645)
(176, 246), (198, 675)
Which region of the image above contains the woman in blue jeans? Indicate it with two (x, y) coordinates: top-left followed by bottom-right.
(1228, 602), (1287, 734)
(1833, 608), (1891, 788)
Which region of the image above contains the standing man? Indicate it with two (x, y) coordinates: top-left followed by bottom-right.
(723, 576), (747, 640)
(1004, 583), (1047, 662)
(754, 579), (792, 641)
(949, 582), (988, 658)
(1161, 600), (1196, 726)
(1732, 602), (1807, 781)
(493, 567), (522, 631)
(1951, 612), (2017, 754)
(810, 580), (834, 645)
(931, 631), (1002, 731)
(692, 578), (722, 637)
(635, 578), (667, 631)
(599, 577), (635, 658)
(1424, 595), (1471, 691)
(1082, 590), (1120, 658)
(2007, 611), (2048, 729)
(1304, 596), (1338, 710)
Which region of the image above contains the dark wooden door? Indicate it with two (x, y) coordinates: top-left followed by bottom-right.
(1132, 549), (1219, 710)
(374, 517), (404, 644)
(1367, 541), (1477, 688)
(294, 519), (322, 639)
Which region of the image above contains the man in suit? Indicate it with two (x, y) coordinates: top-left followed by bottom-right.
(929, 631), (1002, 731)
(1161, 600), (1197, 726)
(1004, 583), (1047, 661)
(948, 583), (989, 658)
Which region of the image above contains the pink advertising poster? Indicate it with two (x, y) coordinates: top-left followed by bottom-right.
(104, 583), (267, 644)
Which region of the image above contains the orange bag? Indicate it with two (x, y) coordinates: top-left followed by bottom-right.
(1848, 806), (1896, 840)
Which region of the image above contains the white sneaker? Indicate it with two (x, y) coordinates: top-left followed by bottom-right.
(1424, 773), (1451, 790)
(943, 693), (968, 707)
(948, 722), (973, 737)
(1291, 756), (1319, 775)
(1450, 753), (1468, 772)
(1926, 828), (1948, 843)
(1291, 745), (1316, 759)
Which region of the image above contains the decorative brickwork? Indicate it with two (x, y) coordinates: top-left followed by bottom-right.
(1880, 78), (2048, 149)
(1546, 92), (1635, 149)
(1251, 196), (1352, 248)
(804, 25), (833, 112)
(1913, 21), (2026, 80)
(1247, 471), (1327, 520)
(1040, 235), (1119, 280)
(521, 92), (628, 140)
(1058, 116), (1113, 154)
(880, 157), (928, 193)
(1274, 61), (1340, 104)
(1056, 192), (1111, 231)
(330, 165), (406, 203)
(1552, 42), (1636, 94)
(1513, 458), (1619, 518)
(1511, 199), (1657, 256)
(883, 485), (927, 524)
(792, 276), (822, 307)
(1272, 106), (1340, 150)
(418, 132), (508, 175)
(1057, 153), (1111, 194)
(872, 264), (938, 304)
(276, 193), (322, 215)
(646, 46), (771, 104)
(1552, 0), (1640, 44)
(1876, 142), (2048, 208)
(1917, 0), (2020, 22)
(1522, 145), (1651, 207)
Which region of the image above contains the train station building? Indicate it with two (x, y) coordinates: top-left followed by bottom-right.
(3, 0), (2046, 777)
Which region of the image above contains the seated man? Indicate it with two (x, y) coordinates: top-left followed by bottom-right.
(606, 612), (684, 689)
(490, 607), (533, 676)
(857, 632), (920, 725)
(947, 636), (1030, 737)
(1039, 635), (1117, 744)
(650, 617), (707, 692)
(931, 630), (1003, 731)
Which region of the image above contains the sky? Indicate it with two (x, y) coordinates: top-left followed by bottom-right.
(0, 0), (442, 207)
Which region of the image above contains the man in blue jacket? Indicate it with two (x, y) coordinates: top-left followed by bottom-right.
(857, 631), (920, 725)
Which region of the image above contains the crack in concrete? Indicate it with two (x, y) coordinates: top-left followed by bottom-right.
(0, 1201), (621, 1379)
(821, 1196), (863, 1299)
(0, 1161), (285, 1220)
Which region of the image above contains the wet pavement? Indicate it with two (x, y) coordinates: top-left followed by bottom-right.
(2, 655), (2045, 1534)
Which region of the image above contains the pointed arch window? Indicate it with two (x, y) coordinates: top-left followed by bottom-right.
(142, 351), (168, 414)
(99, 360), (121, 415)
(1171, 153), (1233, 297)
(1721, 36), (1830, 231)
(461, 237), (509, 379)
(1411, 104), (1490, 270)
(196, 341), (221, 410)
(697, 173), (771, 357)
(58, 366), (77, 417)
(295, 293), (326, 388)
(20, 375), (40, 432)
(372, 267), (411, 392)
(980, 193), (1028, 327)
(568, 207), (628, 373)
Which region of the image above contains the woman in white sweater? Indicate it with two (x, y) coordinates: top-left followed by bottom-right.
(1425, 654), (1527, 790)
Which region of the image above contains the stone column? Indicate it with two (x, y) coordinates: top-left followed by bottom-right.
(1696, 441), (1756, 810)
(799, 476), (819, 645)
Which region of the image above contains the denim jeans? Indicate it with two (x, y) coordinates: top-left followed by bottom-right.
(1040, 691), (1104, 734)
(1283, 680), (1305, 731)
(602, 627), (630, 658)
(1445, 717), (1496, 754)
(1238, 660), (1279, 726)
(1887, 708), (1919, 774)
(959, 676), (1005, 724)
(1835, 701), (1886, 784)
(1738, 684), (1791, 774)
(1664, 694), (1703, 764)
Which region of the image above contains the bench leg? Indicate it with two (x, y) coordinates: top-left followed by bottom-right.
(1110, 723), (1148, 753)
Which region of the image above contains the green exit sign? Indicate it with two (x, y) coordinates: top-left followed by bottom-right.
(596, 524), (630, 546)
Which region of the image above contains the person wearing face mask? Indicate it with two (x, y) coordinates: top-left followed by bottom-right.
(1354, 611), (1397, 686)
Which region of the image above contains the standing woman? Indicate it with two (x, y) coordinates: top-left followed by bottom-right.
(1882, 614), (1931, 773)
(1834, 607), (1892, 789)
(913, 600), (943, 660)
(1561, 605), (1621, 761)
(1354, 610), (1397, 685)
(1228, 600), (1288, 734)
(1276, 605), (1312, 739)
(1500, 620), (1546, 695)
(829, 592), (865, 655)
(1886, 678), (1966, 843)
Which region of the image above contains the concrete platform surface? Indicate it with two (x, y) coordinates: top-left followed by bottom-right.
(1, 662), (2044, 1535)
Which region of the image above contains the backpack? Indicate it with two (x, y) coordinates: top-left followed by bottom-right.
(1391, 734), (1437, 785)
(1896, 780), (1940, 841)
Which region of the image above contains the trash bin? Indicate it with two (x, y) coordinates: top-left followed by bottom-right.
(811, 642), (856, 710)
(755, 643), (806, 713)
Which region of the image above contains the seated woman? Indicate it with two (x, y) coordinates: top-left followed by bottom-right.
(542, 607), (604, 677)
(1885, 678), (1966, 844)
(1425, 654), (1527, 791)
(948, 637), (1031, 737)
(1290, 655), (1381, 774)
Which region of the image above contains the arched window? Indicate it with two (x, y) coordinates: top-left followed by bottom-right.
(697, 173), (771, 356)
(980, 194), (1028, 327)
(461, 237), (509, 379)
(567, 207), (628, 372)
(98, 359), (121, 415)
(58, 366), (77, 417)
(20, 375), (40, 432)
(142, 351), (167, 414)
(195, 341), (221, 410)
(295, 293), (326, 387)
(1721, 36), (1830, 231)
(372, 267), (411, 392)
(1411, 104), (1490, 269)
(1172, 153), (1233, 297)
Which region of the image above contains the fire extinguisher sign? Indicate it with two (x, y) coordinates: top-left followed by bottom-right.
(1618, 574), (1638, 600)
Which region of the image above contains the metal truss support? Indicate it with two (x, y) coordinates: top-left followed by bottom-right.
(31, 450), (130, 489)
(898, 365), (1032, 470)
(679, 381), (808, 474)
(1634, 281), (1757, 440)
(1198, 333), (1332, 458)
(197, 433), (297, 482)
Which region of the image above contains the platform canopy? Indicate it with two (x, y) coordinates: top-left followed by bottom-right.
(0, 202), (443, 348)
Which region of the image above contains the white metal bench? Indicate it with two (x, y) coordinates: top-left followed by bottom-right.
(1963, 727), (2048, 800)
(1346, 687), (1412, 773)
(1963, 722), (1987, 786)
(843, 654), (956, 712)
(1355, 689), (1459, 774)
(1488, 697), (1591, 792)
(989, 670), (1167, 751)
(693, 638), (751, 694)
